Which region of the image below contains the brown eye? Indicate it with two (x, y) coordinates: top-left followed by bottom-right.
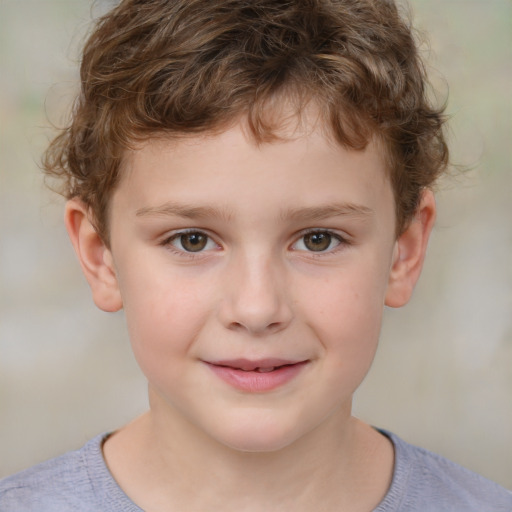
(302, 232), (332, 252)
(178, 232), (208, 252)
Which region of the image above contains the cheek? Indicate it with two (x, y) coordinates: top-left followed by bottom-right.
(119, 267), (214, 378)
(305, 264), (386, 320)
(301, 266), (387, 363)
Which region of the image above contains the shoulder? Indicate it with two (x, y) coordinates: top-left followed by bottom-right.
(0, 433), (141, 512)
(375, 429), (512, 512)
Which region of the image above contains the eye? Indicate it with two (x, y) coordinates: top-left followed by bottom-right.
(168, 231), (217, 253)
(292, 231), (343, 253)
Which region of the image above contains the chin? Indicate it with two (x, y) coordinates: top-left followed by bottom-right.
(210, 415), (304, 454)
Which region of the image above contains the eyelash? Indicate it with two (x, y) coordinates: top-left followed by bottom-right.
(291, 229), (350, 256)
(161, 229), (350, 258)
(161, 229), (220, 259)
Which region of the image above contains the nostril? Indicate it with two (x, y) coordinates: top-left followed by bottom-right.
(219, 286), (293, 335)
(227, 320), (284, 335)
(228, 321), (244, 331)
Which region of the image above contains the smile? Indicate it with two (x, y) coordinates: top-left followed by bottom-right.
(204, 359), (309, 393)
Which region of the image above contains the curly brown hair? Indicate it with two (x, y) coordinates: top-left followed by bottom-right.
(43, 0), (448, 244)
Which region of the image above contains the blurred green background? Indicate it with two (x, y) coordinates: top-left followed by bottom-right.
(1, 0), (511, 488)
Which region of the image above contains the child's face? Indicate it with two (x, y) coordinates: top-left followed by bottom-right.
(72, 118), (431, 452)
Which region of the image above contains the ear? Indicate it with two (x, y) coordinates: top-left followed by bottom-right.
(385, 189), (436, 308)
(65, 198), (123, 312)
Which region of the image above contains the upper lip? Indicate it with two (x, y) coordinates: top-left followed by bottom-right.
(206, 358), (307, 371)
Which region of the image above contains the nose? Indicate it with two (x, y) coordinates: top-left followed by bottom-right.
(218, 251), (293, 336)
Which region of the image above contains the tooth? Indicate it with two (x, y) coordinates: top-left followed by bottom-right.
(257, 367), (275, 373)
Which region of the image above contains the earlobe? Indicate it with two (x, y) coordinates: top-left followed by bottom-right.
(385, 189), (436, 308)
(64, 198), (123, 312)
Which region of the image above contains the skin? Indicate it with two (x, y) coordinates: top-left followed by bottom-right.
(66, 116), (435, 511)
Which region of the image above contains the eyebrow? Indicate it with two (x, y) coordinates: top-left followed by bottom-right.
(136, 202), (234, 221)
(136, 201), (373, 222)
(281, 203), (374, 222)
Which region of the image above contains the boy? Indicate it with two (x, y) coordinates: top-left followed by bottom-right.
(1, 0), (510, 510)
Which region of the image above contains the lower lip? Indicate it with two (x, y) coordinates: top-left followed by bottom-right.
(206, 362), (308, 393)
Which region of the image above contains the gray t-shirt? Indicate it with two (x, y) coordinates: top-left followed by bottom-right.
(1, 430), (511, 511)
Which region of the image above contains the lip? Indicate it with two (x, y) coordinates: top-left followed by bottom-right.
(204, 358), (309, 393)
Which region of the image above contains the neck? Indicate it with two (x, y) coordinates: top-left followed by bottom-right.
(103, 395), (393, 512)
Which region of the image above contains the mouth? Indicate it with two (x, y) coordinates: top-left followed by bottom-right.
(204, 358), (309, 392)
(209, 358), (307, 371)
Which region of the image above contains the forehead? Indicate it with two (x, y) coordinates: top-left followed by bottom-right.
(112, 118), (395, 234)
(121, 96), (389, 173)
(123, 104), (388, 180)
